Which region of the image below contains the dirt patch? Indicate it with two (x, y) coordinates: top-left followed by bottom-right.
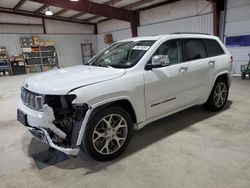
(0, 120), (18, 128)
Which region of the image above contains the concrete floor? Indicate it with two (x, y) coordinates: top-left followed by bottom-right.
(0, 75), (250, 188)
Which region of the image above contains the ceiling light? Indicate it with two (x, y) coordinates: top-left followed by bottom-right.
(45, 10), (53, 16)
(70, 0), (79, 1)
(45, 7), (53, 16)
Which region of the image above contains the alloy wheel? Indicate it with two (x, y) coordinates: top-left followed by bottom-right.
(213, 82), (228, 108)
(92, 114), (128, 155)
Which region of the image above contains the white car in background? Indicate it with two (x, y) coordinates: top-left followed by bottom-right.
(18, 33), (232, 161)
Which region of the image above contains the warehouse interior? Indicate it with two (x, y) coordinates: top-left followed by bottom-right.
(0, 0), (250, 187)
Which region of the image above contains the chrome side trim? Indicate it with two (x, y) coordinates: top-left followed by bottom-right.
(150, 97), (176, 107)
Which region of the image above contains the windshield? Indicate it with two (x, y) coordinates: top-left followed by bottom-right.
(87, 40), (156, 68)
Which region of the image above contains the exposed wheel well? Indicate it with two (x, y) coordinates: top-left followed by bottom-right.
(216, 73), (230, 86)
(91, 99), (137, 123)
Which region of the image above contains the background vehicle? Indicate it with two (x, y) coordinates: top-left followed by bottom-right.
(17, 33), (232, 161)
(241, 53), (250, 79)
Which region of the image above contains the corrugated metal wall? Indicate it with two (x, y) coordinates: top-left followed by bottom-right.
(96, 13), (213, 52)
(97, 29), (132, 52)
(138, 13), (213, 36)
(96, 0), (213, 52)
(225, 0), (250, 73)
(44, 20), (94, 34)
(0, 34), (97, 67)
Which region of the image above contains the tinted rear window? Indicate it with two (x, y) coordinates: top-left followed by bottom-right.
(204, 39), (225, 57)
(182, 39), (207, 61)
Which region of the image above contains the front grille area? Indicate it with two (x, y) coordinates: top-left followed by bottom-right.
(21, 87), (45, 111)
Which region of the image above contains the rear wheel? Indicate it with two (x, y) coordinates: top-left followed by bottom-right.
(241, 72), (246, 80)
(204, 78), (228, 112)
(81, 106), (132, 161)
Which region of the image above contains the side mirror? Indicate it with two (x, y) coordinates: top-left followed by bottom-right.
(146, 55), (170, 70)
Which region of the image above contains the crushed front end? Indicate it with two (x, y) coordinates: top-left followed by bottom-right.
(17, 87), (88, 155)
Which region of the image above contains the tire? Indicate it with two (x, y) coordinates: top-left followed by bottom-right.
(241, 72), (246, 80)
(204, 77), (228, 112)
(81, 106), (133, 161)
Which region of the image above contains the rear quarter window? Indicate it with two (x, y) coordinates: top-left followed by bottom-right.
(204, 39), (225, 57)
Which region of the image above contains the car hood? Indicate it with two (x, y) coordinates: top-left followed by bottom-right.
(23, 65), (126, 95)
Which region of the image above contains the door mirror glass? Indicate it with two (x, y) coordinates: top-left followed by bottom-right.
(147, 55), (170, 69)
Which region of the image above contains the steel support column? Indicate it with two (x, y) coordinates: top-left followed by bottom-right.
(130, 11), (140, 37)
(42, 18), (46, 34)
(211, 0), (220, 36)
(94, 24), (98, 35)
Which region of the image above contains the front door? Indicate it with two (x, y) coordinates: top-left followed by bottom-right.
(144, 39), (189, 119)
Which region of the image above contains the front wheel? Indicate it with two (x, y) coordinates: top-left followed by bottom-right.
(204, 78), (228, 112)
(81, 106), (133, 161)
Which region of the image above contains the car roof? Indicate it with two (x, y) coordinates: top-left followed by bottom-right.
(120, 35), (165, 42)
(119, 33), (218, 42)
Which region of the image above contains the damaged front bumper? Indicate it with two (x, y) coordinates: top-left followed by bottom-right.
(17, 100), (86, 156)
(28, 126), (80, 155)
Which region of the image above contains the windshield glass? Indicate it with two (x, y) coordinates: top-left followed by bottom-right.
(87, 40), (156, 68)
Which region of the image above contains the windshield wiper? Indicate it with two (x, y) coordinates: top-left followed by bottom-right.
(92, 64), (113, 68)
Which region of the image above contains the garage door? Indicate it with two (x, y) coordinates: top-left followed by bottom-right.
(225, 0), (250, 73)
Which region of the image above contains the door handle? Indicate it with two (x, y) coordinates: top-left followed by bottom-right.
(208, 60), (215, 66)
(179, 67), (188, 72)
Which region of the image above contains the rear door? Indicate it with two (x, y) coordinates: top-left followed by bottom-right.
(181, 38), (209, 103)
(203, 39), (227, 82)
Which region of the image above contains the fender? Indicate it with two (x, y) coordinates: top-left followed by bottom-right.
(75, 96), (138, 146)
(204, 70), (231, 102)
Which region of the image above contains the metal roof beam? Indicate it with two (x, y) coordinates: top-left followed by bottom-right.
(34, 4), (49, 14)
(30, 0), (133, 22)
(97, 0), (182, 23)
(54, 9), (68, 16)
(84, 0), (153, 22)
(14, 0), (27, 10)
(84, 15), (100, 22)
(105, 0), (123, 6)
(123, 0), (153, 9)
(0, 22), (42, 26)
(71, 12), (86, 19)
(70, 0), (123, 19)
(0, 7), (95, 25)
(137, 0), (181, 11)
(98, 18), (110, 23)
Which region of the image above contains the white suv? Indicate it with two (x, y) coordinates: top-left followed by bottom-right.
(18, 34), (232, 161)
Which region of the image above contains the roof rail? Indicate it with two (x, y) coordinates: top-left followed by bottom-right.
(171, 32), (211, 35)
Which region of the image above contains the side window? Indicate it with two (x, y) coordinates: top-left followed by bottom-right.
(154, 40), (180, 65)
(204, 39), (225, 57)
(182, 39), (207, 61)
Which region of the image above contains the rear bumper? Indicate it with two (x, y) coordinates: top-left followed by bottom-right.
(18, 100), (80, 156)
